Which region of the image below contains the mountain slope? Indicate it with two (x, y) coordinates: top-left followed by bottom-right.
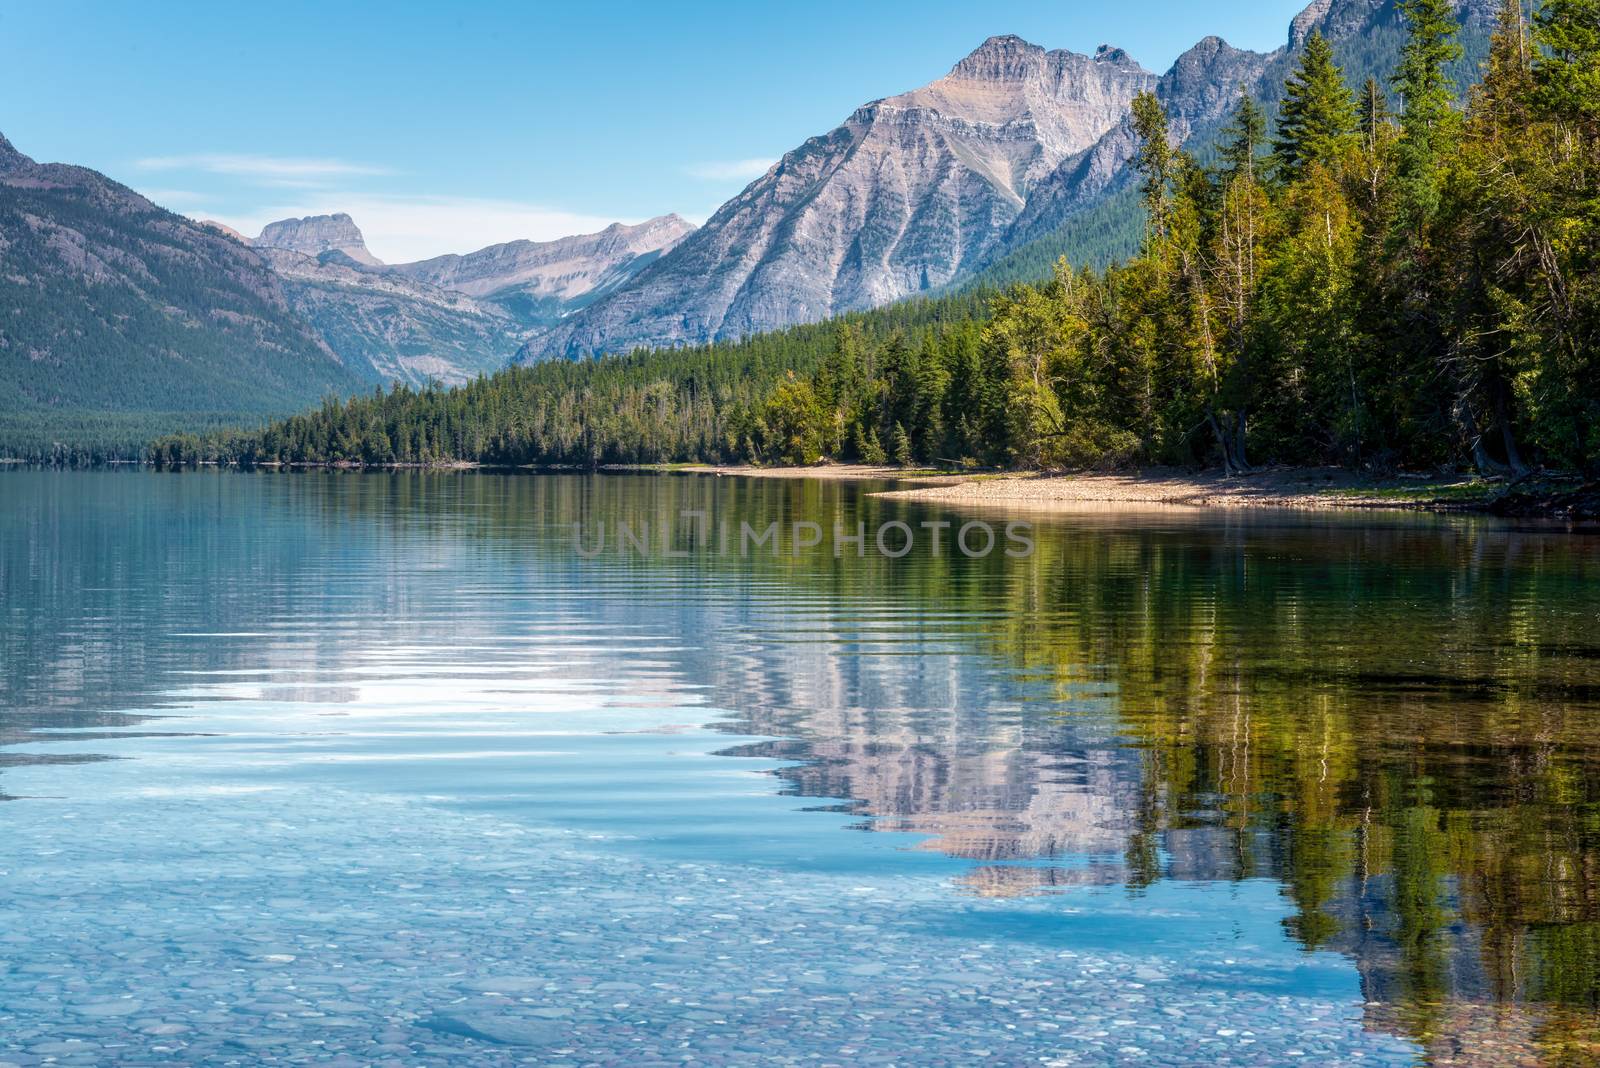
(256, 247), (524, 387)
(1005, 35), (1274, 249)
(0, 132), (363, 442)
(527, 37), (1160, 358)
(391, 215), (694, 330)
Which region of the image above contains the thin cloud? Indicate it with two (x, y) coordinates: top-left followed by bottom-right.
(199, 193), (634, 263)
(683, 157), (775, 182)
(134, 154), (394, 182)
(137, 189), (214, 208)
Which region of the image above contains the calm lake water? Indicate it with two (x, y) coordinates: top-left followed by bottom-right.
(3, 470), (1600, 1066)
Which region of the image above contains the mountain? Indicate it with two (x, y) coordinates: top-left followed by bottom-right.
(390, 215), (694, 330)
(253, 212), (382, 266)
(0, 131), (364, 455)
(239, 212), (690, 384)
(527, 38), (1161, 358)
(522, 0), (1501, 361)
(254, 246), (523, 387)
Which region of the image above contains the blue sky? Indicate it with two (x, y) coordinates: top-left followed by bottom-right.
(0, 0), (1310, 261)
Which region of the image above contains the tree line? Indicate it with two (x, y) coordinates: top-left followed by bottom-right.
(154, 0), (1599, 475)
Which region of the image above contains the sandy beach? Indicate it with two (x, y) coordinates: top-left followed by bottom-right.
(676, 463), (1494, 513)
(871, 467), (1476, 511)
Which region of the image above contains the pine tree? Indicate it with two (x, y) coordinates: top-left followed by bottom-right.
(1359, 76), (1392, 150)
(863, 427), (887, 465)
(1476, 0), (1535, 128)
(1393, 0), (1464, 160)
(1131, 92), (1174, 245)
(1220, 96), (1268, 183)
(1386, 0), (1464, 246)
(1272, 31), (1360, 180)
(890, 422), (914, 467)
(1533, 0), (1600, 127)
(1530, 0), (1600, 471)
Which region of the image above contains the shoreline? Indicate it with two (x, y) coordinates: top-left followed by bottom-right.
(871, 467), (1482, 512)
(682, 464), (1598, 519)
(16, 459), (1595, 518)
(672, 463), (954, 482)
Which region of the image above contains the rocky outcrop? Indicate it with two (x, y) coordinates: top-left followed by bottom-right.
(391, 215), (693, 329)
(254, 212), (381, 266)
(1290, 0), (1340, 48)
(0, 132), (362, 417)
(525, 36), (1158, 359)
(0, 132), (26, 171)
(256, 247), (525, 386)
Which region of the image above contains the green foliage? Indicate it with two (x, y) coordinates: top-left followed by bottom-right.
(1131, 92), (1175, 243)
(1220, 96), (1270, 181)
(1273, 32), (1361, 180)
(1394, 0), (1466, 225)
(1533, 0), (1600, 125)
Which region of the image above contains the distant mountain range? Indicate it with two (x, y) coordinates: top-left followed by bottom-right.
(222, 211), (695, 386)
(391, 214), (695, 327)
(0, 0), (1500, 451)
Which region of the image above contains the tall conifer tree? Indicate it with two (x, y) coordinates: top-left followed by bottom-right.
(1272, 31), (1359, 179)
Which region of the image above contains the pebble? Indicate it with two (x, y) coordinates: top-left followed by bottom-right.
(0, 786), (1429, 1067)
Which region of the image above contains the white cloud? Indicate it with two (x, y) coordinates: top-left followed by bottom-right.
(683, 157), (775, 182)
(134, 154), (394, 183)
(195, 193), (633, 263)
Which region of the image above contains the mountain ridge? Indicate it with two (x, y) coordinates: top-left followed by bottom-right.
(254, 246), (523, 387)
(523, 34), (1168, 359)
(390, 214), (694, 329)
(231, 211), (693, 383)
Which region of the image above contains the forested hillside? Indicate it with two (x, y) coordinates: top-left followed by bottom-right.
(155, 0), (1599, 476)
(148, 291), (994, 467)
(0, 135), (366, 463)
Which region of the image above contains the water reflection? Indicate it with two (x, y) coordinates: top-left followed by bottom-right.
(3, 469), (1599, 1064)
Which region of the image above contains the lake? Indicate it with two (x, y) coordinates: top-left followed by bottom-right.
(3, 469), (1599, 1066)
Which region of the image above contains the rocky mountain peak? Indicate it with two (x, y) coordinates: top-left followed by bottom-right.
(604, 213), (697, 249)
(1290, 0), (1338, 49)
(885, 34), (1155, 161)
(525, 33), (1162, 360)
(255, 212), (382, 267)
(950, 34), (1048, 79)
